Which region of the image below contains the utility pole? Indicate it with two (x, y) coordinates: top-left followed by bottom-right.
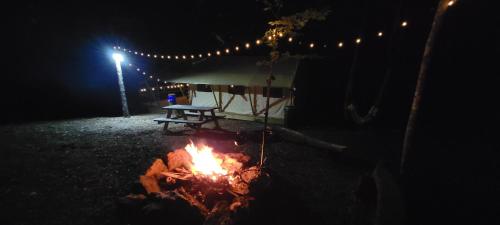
(112, 53), (130, 117)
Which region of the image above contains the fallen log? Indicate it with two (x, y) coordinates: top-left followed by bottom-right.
(272, 126), (347, 152)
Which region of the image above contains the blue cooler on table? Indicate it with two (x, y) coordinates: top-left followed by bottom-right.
(167, 93), (176, 105)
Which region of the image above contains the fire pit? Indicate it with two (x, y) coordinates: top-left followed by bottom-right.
(119, 140), (266, 225)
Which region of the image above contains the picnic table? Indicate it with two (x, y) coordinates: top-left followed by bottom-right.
(154, 105), (221, 132)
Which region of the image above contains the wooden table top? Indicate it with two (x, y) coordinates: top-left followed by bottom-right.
(162, 104), (217, 111)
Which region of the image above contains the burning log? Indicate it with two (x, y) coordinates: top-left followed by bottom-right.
(120, 140), (265, 225)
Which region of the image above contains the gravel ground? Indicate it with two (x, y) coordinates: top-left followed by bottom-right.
(0, 114), (375, 225)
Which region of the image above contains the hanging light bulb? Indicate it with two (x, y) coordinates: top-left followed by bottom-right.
(161, 55), (164, 59)
(225, 48), (230, 54)
(167, 55), (171, 59)
(278, 32), (283, 37)
(190, 55), (194, 59)
(256, 39), (261, 45)
(309, 43), (315, 48)
(186, 84), (190, 86)
(338, 42), (344, 48)
(117, 46), (121, 49)
(288, 37), (293, 42)
(134, 52), (138, 55)
(153, 54), (157, 58)
(175, 55), (179, 59)
(147, 54), (151, 57)
(207, 52), (212, 57)
(182, 55), (186, 59)
(216, 50), (221, 55)
(128, 63), (132, 66)
(355, 38), (362, 44)
(157, 78), (160, 82)
(378, 31), (384, 37)
(136, 68), (140, 71)
(164, 81), (167, 84)
(142, 72), (146, 75)
(160, 87), (163, 90)
(152, 88), (155, 91)
(235, 46), (240, 51)
(447, 1), (455, 7)
(140, 53), (144, 56)
(401, 21), (408, 27)
(113, 46), (117, 49)
(199, 54), (203, 58)
(245, 43), (250, 49)
(267, 36), (272, 41)
(149, 76), (153, 79)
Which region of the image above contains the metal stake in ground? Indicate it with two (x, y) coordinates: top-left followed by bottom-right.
(112, 53), (130, 117)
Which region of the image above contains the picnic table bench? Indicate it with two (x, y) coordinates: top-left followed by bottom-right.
(154, 105), (223, 133)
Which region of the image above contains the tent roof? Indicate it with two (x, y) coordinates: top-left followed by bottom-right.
(162, 56), (300, 88)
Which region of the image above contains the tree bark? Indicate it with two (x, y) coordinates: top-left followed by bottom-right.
(400, 0), (451, 174)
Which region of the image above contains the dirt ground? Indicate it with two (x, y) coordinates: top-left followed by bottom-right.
(0, 114), (401, 225)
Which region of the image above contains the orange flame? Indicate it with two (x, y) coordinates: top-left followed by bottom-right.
(184, 141), (230, 181)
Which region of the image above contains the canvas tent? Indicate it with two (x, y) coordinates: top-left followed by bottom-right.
(162, 56), (300, 121)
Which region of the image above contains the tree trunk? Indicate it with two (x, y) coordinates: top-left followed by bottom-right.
(400, 0), (451, 174)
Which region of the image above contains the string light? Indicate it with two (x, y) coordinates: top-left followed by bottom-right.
(152, 88), (155, 91)
(120, 19), (415, 64)
(447, 0), (455, 7)
(136, 68), (140, 71)
(142, 72), (146, 75)
(157, 78), (160, 82)
(149, 76), (153, 79)
(128, 63), (132, 66)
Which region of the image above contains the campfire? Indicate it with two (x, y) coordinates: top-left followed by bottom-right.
(121, 140), (264, 225)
